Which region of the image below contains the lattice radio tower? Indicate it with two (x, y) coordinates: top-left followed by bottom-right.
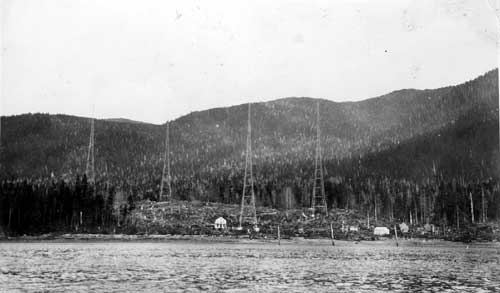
(85, 115), (96, 184)
(239, 103), (258, 227)
(311, 101), (328, 216)
(160, 122), (172, 201)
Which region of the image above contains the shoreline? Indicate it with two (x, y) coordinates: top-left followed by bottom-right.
(1, 233), (498, 247)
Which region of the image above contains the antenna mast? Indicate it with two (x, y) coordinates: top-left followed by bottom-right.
(160, 122), (172, 201)
(85, 115), (95, 184)
(311, 101), (327, 216)
(239, 103), (258, 227)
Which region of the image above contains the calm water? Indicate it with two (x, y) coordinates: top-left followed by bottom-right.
(1, 240), (499, 292)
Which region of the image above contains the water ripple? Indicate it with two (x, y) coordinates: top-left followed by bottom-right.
(0, 241), (499, 292)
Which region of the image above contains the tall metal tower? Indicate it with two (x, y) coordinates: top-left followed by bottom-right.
(311, 101), (328, 216)
(239, 103), (258, 227)
(85, 117), (96, 184)
(160, 122), (172, 201)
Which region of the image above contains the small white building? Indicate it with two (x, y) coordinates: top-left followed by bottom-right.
(399, 223), (409, 234)
(214, 217), (227, 230)
(374, 227), (390, 236)
(349, 226), (359, 232)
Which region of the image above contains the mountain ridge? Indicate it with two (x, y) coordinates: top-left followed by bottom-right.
(0, 69), (497, 194)
(3, 69), (495, 126)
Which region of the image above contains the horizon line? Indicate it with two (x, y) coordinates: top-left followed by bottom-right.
(2, 67), (497, 125)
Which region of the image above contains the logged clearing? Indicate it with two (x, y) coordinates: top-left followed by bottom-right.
(125, 200), (500, 242)
(129, 200), (402, 239)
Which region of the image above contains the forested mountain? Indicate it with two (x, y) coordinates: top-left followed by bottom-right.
(0, 69), (498, 234)
(1, 69), (497, 182)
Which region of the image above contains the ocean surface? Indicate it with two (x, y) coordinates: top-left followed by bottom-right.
(1, 240), (499, 292)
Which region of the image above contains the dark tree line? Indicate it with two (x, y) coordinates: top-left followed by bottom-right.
(0, 175), (135, 236)
(1, 168), (498, 236)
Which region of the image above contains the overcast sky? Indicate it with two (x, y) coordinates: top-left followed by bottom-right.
(1, 0), (499, 124)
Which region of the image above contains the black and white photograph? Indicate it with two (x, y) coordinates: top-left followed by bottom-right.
(1, 0), (500, 291)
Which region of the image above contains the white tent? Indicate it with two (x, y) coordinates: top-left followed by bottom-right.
(373, 227), (390, 236)
(214, 217), (227, 230)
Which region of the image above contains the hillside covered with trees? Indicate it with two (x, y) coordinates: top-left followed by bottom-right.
(0, 69), (498, 235)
